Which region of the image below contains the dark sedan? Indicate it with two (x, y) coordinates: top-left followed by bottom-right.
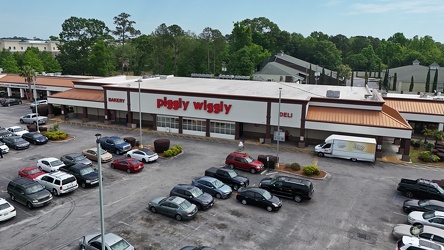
(60, 153), (93, 167)
(110, 158), (144, 173)
(236, 187), (282, 212)
(22, 132), (48, 145)
(1, 136), (30, 150)
(403, 199), (444, 213)
(170, 184), (214, 210)
(59, 163), (99, 188)
(1, 98), (22, 107)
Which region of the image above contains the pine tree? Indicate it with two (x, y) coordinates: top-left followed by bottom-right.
(433, 69), (438, 92)
(426, 68), (431, 92)
(392, 73), (397, 91)
(365, 71), (368, 85)
(351, 71), (354, 87)
(379, 79), (382, 90)
(409, 76), (414, 92)
(382, 69), (389, 89)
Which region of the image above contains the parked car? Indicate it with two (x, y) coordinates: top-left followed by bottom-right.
(397, 235), (444, 250)
(19, 113), (47, 125)
(404, 199), (444, 213)
(59, 163), (99, 188)
(37, 157), (65, 172)
(1, 136), (30, 150)
(1, 98), (22, 107)
(408, 211), (444, 229)
(29, 100), (48, 109)
(148, 196), (198, 221)
(398, 178), (444, 200)
(236, 187), (282, 212)
(6, 126), (29, 136)
(204, 166), (249, 191)
(98, 136), (132, 155)
(392, 224), (444, 245)
(18, 166), (46, 180)
(110, 158), (144, 173)
(35, 172), (78, 196)
(0, 141), (9, 154)
(22, 132), (48, 145)
(7, 177), (53, 209)
(0, 198), (16, 222)
(79, 232), (135, 250)
(259, 175), (314, 203)
(225, 152), (264, 174)
(169, 184), (214, 210)
(82, 147), (113, 162)
(0, 128), (13, 139)
(60, 153), (93, 167)
(191, 176), (232, 199)
(126, 148), (158, 163)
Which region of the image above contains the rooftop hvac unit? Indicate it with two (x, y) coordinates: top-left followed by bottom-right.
(326, 90), (340, 98)
(159, 75), (167, 80)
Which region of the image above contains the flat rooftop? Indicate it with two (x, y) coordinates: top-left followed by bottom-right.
(88, 75), (372, 101)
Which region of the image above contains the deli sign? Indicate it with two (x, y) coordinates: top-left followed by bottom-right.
(108, 98), (125, 103)
(157, 97), (232, 114)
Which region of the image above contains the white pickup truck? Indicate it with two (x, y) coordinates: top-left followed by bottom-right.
(19, 113), (48, 125)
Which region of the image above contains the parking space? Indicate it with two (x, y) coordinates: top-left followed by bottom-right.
(0, 103), (443, 249)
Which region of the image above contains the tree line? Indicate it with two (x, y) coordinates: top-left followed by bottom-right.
(1, 14), (444, 81)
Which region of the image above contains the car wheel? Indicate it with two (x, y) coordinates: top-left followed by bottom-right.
(81, 182), (86, 188)
(293, 195), (302, 203)
(126, 154), (130, 158)
(20, 119), (24, 124)
(7, 103), (10, 107)
(351, 158), (357, 162)
(215, 193), (222, 199)
(19, 101), (22, 104)
(10, 194), (15, 201)
(27, 202), (33, 209)
(32, 121), (36, 125)
(250, 168), (257, 174)
(110, 164), (115, 169)
(52, 189), (58, 196)
(116, 150), (121, 155)
(38, 166), (43, 171)
(142, 158), (147, 163)
(233, 184), (239, 191)
(317, 152), (324, 157)
(150, 206), (157, 213)
(241, 199), (247, 205)
(229, 164), (235, 169)
(196, 204), (202, 210)
(405, 191), (414, 198)
(126, 168), (131, 173)
(175, 214), (183, 221)
(33, 141), (37, 145)
(266, 206), (273, 212)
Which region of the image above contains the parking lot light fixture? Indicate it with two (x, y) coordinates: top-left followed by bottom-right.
(33, 74), (40, 133)
(277, 88), (282, 163)
(136, 79), (143, 149)
(95, 133), (105, 250)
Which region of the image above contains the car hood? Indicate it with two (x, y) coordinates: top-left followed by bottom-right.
(82, 171), (99, 180)
(403, 199), (420, 208)
(259, 178), (272, 186)
(77, 158), (92, 165)
(35, 136), (48, 142)
(115, 142), (130, 148)
(269, 195), (281, 204)
(28, 189), (52, 201)
(197, 192), (214, 204)
(150, 197), (167, 205)
(251, 160), (264, 167)
(233, 175), (249, 183)
(217, 184), (232, 194)
(408, 211), (425, 221)
(392, 224), (412, 238)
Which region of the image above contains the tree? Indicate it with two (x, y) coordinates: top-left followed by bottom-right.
(152, 23), (172, 74)
(336, 64), (352, 82)
(113, 12), (140, 74)
(88, 39), (115, 76)
(433, 69), (438, 92)
(425, 68), (431, 92)
(1, 54), (20, 73)
(382, 70), (389, 89)
(19, 65), (36, 101)
(129, 35), (154, 75)
(200, 27), (213, 73)
(22, 48), (44, 73)
(431, 129), (444, 144)
(409, 76), (414, 92)
(39, 51), (62, 72)
(168, 24), (185, 75)
(392, 73), (397, 91)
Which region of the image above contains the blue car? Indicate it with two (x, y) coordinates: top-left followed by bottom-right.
(22, 132), (48, 145)
(191, 176), (232, 199)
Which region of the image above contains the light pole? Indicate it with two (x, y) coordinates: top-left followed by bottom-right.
(95, 133), (105, 250)
(276, 88), (282, 163)
(136, 79), (143, 148)
(32, 74), (40, 133)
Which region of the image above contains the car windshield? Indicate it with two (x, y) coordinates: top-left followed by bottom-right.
(110, 239), (130, 250)
(261, 190), (272, 200)
(128, 158), (141, 164)
(423, 211), (436, 219)
(14, 128), (24, 132)
(28, 168), (41, 175)
(32, 134), (42, 138)
(99, 149), (108, 155)
(25, 184), (45, 194)
(13, 138), (25, 142)
(212, 179), (224, 188)
(80, 167), (95, 175)
(179, 199), (193, 209)
(227, 169), (238, 178)
(433, 183), (444, 194)
(113, 139), (125, 144)
(418, 200), (430, 207)
(0, 202), (11, 210)
(190, 187), (204, 197)
(50, 160), (64, 166)
(246, 156), (254, 163)
(73, 155), (86, 161)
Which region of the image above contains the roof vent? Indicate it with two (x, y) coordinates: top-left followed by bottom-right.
(326, 90), (340, 98)
(159, 75), (167, 80)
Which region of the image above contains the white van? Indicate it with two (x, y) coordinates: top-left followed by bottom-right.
(314, 134), (377, 162)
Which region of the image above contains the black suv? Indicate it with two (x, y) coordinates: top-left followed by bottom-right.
(259, 175), (314, 203)
(169, 184), (214, 210)
(7, 177), (53, 209)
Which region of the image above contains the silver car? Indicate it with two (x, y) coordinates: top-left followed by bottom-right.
(148, 196), (198, 221)
(79, 232), (135, 250)
(408, 211), (444, 230)
(393, 224), (444, 245)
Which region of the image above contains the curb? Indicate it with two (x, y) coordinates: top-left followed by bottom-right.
(274, 169), (330, 180)
(48, 135), (76, 143)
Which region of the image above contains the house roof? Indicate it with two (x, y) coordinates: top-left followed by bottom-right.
(49, 89), (104, 102)
(384, 98), (444, 115)
(0, 74), (79, 88)
(274, 53), (338, 79)
(386, 65), (444, 84)
(254, 61), (306, 78)
(306, 105), (412, 129)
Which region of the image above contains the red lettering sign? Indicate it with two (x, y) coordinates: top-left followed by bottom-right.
(108, 98), (125, 103)
(280, 112), (293, 118)
(156, 97), (232, 114)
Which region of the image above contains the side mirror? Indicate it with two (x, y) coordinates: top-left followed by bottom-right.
(189, 196), (193, 199)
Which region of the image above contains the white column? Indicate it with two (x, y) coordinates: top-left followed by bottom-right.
(6, 87), (11, 97)
(19, 88), (24, 98)
(439, 123), (443, 131)
(46, 90), (51, 98)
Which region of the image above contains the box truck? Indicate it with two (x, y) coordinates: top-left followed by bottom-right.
(314, 134), (377, 162)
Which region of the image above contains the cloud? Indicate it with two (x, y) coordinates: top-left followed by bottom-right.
(345, 0), (444, 15)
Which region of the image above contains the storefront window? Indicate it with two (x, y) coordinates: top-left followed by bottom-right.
(183, 118), (206, 132)
(210, 121), (235, 135)
(157, 116), (179, 129)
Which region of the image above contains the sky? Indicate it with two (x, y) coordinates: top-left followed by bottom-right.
(2, 0), (444, 43)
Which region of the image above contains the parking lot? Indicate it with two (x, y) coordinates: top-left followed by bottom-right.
(0, 103), (443, 250)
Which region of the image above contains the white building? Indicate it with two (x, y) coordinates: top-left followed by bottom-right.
(0, 38), (60, 55)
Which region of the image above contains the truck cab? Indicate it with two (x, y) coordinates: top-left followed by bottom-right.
(99, 136), (132, 155)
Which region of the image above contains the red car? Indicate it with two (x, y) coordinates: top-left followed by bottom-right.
(225, 152), (264, 174)
(18, 166), (46, 180)
(110, 158), (144, 173)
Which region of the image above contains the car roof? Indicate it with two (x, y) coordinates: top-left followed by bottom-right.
(427, 200), (444, 206)
(175, 184), (197, 191)
(64, 153), (82, 157)
(139, 148), (154, 153)
(275, 175), (312, 185)
(240, 187), (265, 194)
(22, 166), (39, 171)
(197, 176), (217, 182)
(167, 196), (186, 204)
(47, 171), (72, 179)
(71, 163), (90, 169)
(91, 233), (128, 245)
(8, 126), (21, 129)
(229, 152), (250, 157)
(39, 157), (59, 161)
(10, 177), (39, 187)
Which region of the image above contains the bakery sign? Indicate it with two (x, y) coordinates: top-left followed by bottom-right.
(157, 97), (232, 114)
(108, 98), (125, 103)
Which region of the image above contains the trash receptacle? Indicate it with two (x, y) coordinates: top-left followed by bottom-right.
(259, 138), (264, 144)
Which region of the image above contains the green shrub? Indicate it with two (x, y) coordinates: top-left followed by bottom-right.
(43, 130), (68, 140)
(425, 143), (434, 151)
(418, 151), (440, 162)
(163, 145), (182, 157)
(303, 165), (320, 176)
(410, 140), (416, 146)
(290, 162), (301, 171)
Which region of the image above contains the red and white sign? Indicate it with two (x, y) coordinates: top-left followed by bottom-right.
(280, 112), (293, 118)
(156, 97), (232, 115)
(108, 98), (125, 103)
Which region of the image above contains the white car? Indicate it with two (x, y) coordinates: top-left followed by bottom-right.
(30, 100), (48, 109)
(0, 198), (16, 222)
(397, 235), (444, 250)
(7, 126), (29, 136)
(19, 113), (47, 125)
(408, 211), (444, 230)
(0, 141), (9, 154)
(126, 148), (158, 163)
(392, 224), (444, 245)
(35, 172), (78, 196)
(37, 157), (66, 172)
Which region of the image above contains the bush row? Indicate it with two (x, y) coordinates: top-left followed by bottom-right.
(163, 145), (182, 157)
(418, 151), (441, 162)
(284, 163), (320, 176)
(43, 130), (68, 140)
